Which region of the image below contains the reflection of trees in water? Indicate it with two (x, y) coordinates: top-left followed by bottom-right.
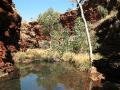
(0, 79), (21, 90)
(57, 71), (90, 90)
(0, 65), (20, 90)
(19, 62), (91, 90)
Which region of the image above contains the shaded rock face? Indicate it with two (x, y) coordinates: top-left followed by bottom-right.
(93, 11), (120, 83)
(96, 17), (120, 57)
(0, 0), (21, 74)
(90, 4), (120, 88)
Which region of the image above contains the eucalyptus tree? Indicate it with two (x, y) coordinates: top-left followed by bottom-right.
(70, 0), (93, 63)
(37, 8), (60, 36)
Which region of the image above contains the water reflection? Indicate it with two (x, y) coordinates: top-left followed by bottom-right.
(53, 83), (65, 90)
(0, 62), (120, 90)
(20, 73), (45, 90)
(0, 62), (90, 90)
(0, 79), (21, 90)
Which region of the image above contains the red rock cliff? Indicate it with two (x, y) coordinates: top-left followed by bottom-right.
(0, 0), (21, 73)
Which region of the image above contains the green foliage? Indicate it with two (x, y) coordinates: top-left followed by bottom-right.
(74, 17), (98, 52)
(97, 5), (108, 18)
(90, 30), (99, 51)
(73, 17), (88, 53)
(50, 17), (89, 54)
(37, 8), (96, 54)
(50, 26), (70, 54)
(37, 8), (60, 35)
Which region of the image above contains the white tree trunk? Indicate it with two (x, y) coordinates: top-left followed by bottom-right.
(76, 0), (93, 63)
(76, 1), (93, 90)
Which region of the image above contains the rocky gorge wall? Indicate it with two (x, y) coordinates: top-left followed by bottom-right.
(20, 21), (50, 51)
(59, 0), (103, 30)
(0, 0), (21, 74)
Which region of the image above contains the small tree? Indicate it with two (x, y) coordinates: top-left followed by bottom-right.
(37, 8), (60, 36)
(73, 17), (88, 53)
(70, 0), (93, 62)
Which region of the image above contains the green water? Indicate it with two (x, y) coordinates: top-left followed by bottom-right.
(0, 61), (90, 90)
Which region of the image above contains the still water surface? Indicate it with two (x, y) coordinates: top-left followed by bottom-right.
(0, 61), (90, 90)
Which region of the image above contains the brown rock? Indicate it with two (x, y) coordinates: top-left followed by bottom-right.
(0, 0), (21, 75)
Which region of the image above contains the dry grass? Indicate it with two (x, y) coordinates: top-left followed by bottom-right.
(14, 49), (102, 70)
(14, 49), (102, 63)
(62, 52), (89, 63)
(14, 49), (61, 62)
